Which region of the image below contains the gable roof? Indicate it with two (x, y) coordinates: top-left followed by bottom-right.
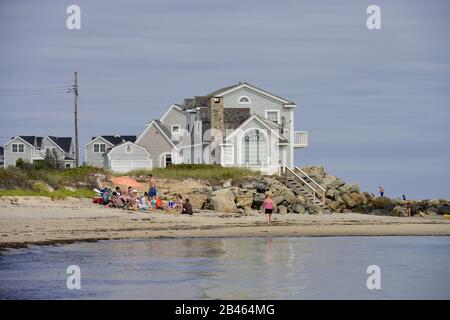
(160, 104), (183, 122)
(225, 113), (287, 143)
(136, 120), (179, 150)
(105, 140), (151, 156)
(5, 136), (39, 148)
(47, 136), (72, 153)
(212, 82), (295, 105)
(89, 135), (136, 146)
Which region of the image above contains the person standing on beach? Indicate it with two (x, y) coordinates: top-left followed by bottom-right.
(263, 192), (274, 225)
(379, 186), (384, 198)
(148, 174), (157, 197)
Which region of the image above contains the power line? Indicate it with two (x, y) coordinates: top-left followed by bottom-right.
(0, 85), (74, 96)
(0, 112), (73, 124)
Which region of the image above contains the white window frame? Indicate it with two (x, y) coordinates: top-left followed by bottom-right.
(238, 95), (251, 104)
(12, 143), (24, 153)
(126, 144), (132, 153)
(93, 143), (106, 153)
(171, 125), (180, 134)
(265, 109), (280, 124)
(65, 163), (71, 168)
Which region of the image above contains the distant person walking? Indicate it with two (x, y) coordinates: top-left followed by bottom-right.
(379, 186), (384, 198)
(148, 174), (157, 197)
(263, 192), (274, 225)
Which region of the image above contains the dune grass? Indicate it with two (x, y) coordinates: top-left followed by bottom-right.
(0, 188), (96, 199)
(120, 164), (260, 181)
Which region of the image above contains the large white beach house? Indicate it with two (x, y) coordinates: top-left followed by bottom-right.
(135, 82), (307, 174)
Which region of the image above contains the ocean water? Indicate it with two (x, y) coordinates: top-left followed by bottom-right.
(0, 236), (449, 299)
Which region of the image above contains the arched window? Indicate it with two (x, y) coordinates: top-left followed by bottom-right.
(242, 129), (267, 166)
(126, 145), (132, 153)
(238, 96), (251, 104)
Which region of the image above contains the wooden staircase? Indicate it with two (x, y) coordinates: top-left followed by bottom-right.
(283, 166), (331, 213)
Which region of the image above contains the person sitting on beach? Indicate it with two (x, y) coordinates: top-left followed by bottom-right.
(174, 194), (183, 211)
(155, 195), (164, 210)
(150, 195), (157, 211)
(263, 192), (274, 225)
(108, 191), (125, 208)
(181, 198), (193, 215)
(138, 192), (149, 211)
(126, 190), (140, 211)
(115, 186), (123, 197)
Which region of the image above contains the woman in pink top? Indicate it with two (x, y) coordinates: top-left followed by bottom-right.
(263, 192), (274, 225)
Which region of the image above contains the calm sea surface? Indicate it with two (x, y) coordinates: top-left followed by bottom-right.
(1, 236), (449, 299)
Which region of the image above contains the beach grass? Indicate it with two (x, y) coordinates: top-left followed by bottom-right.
(120, 164), (260, 181)
(0, 188), (96, 199)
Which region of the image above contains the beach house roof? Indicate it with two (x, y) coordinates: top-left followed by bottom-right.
(90, 135), (136, 146)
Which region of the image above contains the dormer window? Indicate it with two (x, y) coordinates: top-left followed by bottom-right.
(238, 96), (251, 104)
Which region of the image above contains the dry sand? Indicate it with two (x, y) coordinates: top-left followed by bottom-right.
(1, 196), (450, 250)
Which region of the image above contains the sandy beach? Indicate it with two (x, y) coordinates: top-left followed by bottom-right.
(1, 196), (450, 250)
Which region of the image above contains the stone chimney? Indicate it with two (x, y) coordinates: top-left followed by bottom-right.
(209, 96), (224, 164)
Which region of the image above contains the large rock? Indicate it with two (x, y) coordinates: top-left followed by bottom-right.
(438, 205), (450, 215)
(392, 205), (407, 217)
(328, 179), (346, 189)
(278, 186), (299, 204)
(186, 193), (209, 209)
(327, 201), (340, 211)
(371, 197), (396, 211)
(349, 192), (365, 206)
(277, 205), (288, 214)
(210, 189), (237, 213)
(341, 193), (356, 208)
(32, 181), (55, 192)
(235, 191), (254, 208)
(292, 203), (306, 214)
(253, 193), (266, 207)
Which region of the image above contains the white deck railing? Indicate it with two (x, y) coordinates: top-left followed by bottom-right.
(293, 131), (308, 148)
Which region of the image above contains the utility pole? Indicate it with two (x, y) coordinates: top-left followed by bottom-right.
(73, 71), (79, 167)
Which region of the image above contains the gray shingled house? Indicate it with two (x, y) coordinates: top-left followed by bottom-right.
(137, 82), (307, 174)
(85, 135), (137, 168)
(3, 136), (75, 168)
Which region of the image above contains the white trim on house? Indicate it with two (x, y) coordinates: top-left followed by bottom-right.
(136, 120), (180, 151)
(225, 114), (286, 142)
(106, 141), (150, 156)
(42, 136), (66, 153)
(215, 83), (294, 105)
(265, 109), (281, 124)
(4, 136), (34, 148)
(237, 127), (270, 166)
(11, 143), (25, 153)
(85, 136), (114, 147)
(160, 104), (182, 123)
(93, 143), (107, 153)
(237, 95), (251, 104)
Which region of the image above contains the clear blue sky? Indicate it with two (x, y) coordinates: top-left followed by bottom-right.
(0, 0), (449, 199)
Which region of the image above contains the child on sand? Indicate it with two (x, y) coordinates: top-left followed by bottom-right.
(263, 192), (274, 225)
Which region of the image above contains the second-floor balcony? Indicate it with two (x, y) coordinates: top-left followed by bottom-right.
(293, 131), (308, 148)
